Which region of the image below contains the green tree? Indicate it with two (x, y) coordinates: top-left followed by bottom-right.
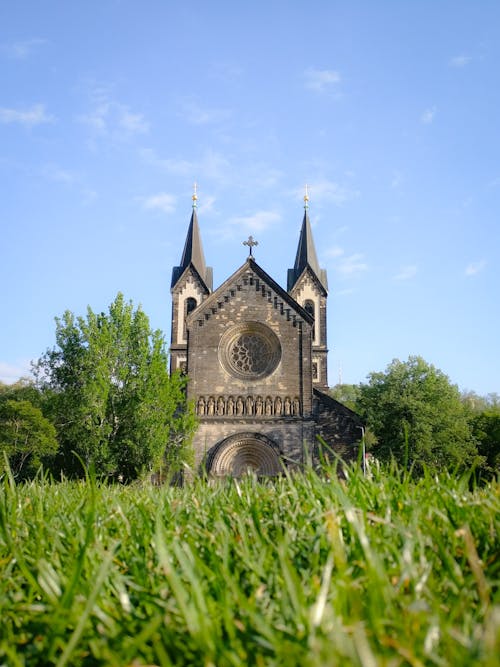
(329, 384), (361, 411)
(0, 398), (58, 479)
(470, 408), (500, 481)
(358, 356), (479, 474)
(34, 293), (196, 480)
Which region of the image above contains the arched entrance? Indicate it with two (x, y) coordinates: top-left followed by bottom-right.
(206, 433), (282, 477)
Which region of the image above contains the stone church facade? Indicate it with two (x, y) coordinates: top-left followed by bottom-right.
(170, 194), (362, 476)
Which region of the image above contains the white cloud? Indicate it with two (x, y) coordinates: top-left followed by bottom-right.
(1, 38), (47, 60)
(140, 147), (231, 183)
(465, 260), (486, 276)
(0, 103), (54, 127)
(336, 253), (368, 277)
(324, 245), (345, 259)
(42, 163), (78, 184)
(77, 83), (149, 140)
(305, 68), (341, 92)
(227, 210), (281, 233)
(487, 176), (500, 189)
(298, 179), (359, 206)
(41, 163), (97, 204)
(119, 109), (149, 134)
(79, 103), (149, 137)
(141, 192), (176, 214)
(223, 211), (281, 240)
(140, 148), (194, 175)
(391, 171), (403, 188)
(421, 107), (436, 124)
(180, 99), (232, 125)
(198, 195), (216, 215)
(393, 265), (417, 281)
(449, 55), (472, 67)
(0, 360), (32, 384)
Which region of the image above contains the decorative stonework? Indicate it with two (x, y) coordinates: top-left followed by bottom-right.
(206, 433), (282, 477)
(196, 394), (301, 417)
(218, 321), (281, 380)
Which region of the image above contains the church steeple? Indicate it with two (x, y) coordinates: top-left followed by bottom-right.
(169, 191), (212, 373)
(287, 191), (327, 292)
(171, 189), (213, 291)
(287, 190), (329, 390)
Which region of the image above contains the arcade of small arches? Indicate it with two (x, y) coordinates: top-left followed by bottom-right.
(196, 394), (301, 418)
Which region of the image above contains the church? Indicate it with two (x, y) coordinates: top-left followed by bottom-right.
(170, 190), (362, 477)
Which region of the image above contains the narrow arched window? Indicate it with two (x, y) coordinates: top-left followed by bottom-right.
(183, 297), (197, 338)
(304, 300), (315, 340)
(186, 297), (197, 315)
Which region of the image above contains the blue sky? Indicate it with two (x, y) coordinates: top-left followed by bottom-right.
(1, 1), (499, 395)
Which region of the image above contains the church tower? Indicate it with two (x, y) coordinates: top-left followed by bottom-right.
(287, 189), (329, 390)
(170, 187), (213, 373)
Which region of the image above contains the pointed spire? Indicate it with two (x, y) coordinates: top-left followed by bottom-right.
(287, 190), (328, 292)
(171, 189), (213, 290)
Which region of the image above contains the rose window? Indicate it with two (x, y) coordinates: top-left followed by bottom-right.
(219, 322), (281, 379)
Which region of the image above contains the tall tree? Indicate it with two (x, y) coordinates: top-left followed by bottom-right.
(357, 356), (479, 474)
(34, 293), (196, 480)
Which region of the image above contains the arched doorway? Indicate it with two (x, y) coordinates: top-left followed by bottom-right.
(206, 433), (282, 477)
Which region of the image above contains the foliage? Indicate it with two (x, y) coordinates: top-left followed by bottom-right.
(33, 293), (196, 480)
(328, 383), (361, 411)
(357, 356), (479, 474)
(0, 464), (498, 666)
(0, 398), (58, 479)
(470, 409), (500, 481)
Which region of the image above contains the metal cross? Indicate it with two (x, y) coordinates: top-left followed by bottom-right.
(243, 235), (258, 257)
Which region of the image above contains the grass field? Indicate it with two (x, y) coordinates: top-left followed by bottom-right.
(0, 462), (499, 666)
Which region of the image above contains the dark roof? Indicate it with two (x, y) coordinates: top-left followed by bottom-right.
(288, 210), (328, 292)
(171, 209), (213, 290)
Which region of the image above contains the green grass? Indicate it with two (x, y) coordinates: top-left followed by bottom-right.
(0, 463), (499, 666)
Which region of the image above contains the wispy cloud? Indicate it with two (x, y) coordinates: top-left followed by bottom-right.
(227, 210), (281, 234)
(42, 163), (78, 185)
(0, 360), (32, 384)
(297, 179), (359, 206)
(449, 55), (472, 68)
(208, 61), (244, 83)
(77, 84), (149, 141)
(421, 107), (436, 124)
(336, 253), (368, 277)
(180, 99), (232, 125)
(391, 170), (403, 188)
(141, 192), (176, 214)
(304, 68), (341, 93)
(465, 260), (486, 276)
(1, 38), (47, 60)
(486, 176), (500, 189)
(393, 264), (417, 281)
(140, 147), (231, 183)
(324, 245), (345, 259)
(0, 103), (54, 127)
(42, 163), (97, 203)
(198, 195), (216, 215)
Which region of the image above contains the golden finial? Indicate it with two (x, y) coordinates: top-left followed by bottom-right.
(192, 182), (198, 208)
(304, 183), (310, 209)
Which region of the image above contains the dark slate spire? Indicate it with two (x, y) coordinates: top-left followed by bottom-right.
(171, 187), (213, 290)
(287, 189), (328, 291)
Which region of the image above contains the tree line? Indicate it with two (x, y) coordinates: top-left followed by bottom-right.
(330, 357), (499, 481)
(1, 294), (498, 482)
